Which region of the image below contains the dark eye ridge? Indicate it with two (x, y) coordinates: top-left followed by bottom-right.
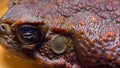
(17, 25), (42, 45)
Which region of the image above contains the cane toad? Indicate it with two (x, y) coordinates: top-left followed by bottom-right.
(0, 0), (120, 68)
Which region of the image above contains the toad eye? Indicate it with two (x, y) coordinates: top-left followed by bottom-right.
(17, 25), (42, 45)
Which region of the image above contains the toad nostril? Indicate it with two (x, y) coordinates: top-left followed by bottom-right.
(0, 24), (12, 34)
(0, 25), (5, 31)
(0, 24), (6, 31)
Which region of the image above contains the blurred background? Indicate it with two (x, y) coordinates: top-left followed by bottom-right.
(0, 0), (44, 68)
(0, 0), (8, 18)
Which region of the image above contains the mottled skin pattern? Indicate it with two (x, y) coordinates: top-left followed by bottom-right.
(0, 0), (120, 68)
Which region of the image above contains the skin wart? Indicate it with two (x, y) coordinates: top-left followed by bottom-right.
(0, 0), (120, 68)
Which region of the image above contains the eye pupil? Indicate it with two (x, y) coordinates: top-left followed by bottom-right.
(17, 25), (42, 45)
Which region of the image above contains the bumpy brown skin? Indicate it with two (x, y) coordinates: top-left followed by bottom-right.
(0, 0), (120, 68)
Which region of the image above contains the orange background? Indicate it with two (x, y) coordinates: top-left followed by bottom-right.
(0, 0), (44, 68)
